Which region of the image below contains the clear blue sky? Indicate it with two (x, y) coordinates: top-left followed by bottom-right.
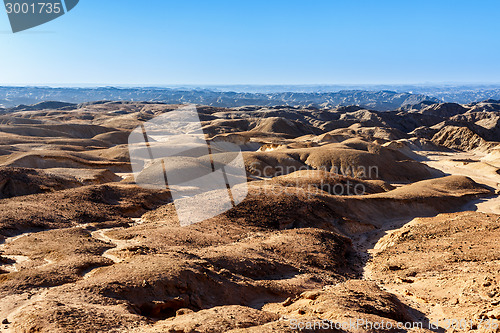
(1, 0), (499, 85)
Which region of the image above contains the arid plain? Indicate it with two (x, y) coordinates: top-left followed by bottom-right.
(0, 100), (499, 332)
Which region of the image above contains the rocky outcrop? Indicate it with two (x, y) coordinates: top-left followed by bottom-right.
(432, 126), (490, 151)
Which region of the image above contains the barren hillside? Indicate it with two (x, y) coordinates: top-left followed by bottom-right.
(0, 101), (499, 332)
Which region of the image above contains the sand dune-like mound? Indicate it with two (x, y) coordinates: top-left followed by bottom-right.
(86, 145), (131, 163)
(0, 125), (72, 138)
(316, 124), (407, 143)
(202, 119), (251, 137)
(381, 140), (426, 160)
(92, 130), (131, 145)
(266, 170), (393, 195)
(369, 174), (486, 199)
(0, 184), (171, 239)
(0, 116), (44, 125)
(44, 168), (122, 185)
(250, 117), (316, 137)
(0, 167), (80, 199)
(40, 138), (112, 149)
(0, 151), (131, 173)
(242, 175), (488, 232)
(94, 112), (156, 130)
(0, 124), (114, 139)
(349, 125), (408, 141)
(0, 132), (112, 149)
(245, 143), (439, 182)
(324, 175), (490, 229)
(139, 306), (280, 333)
(320, 109), (387, 132)
(138, 174), (489, 234)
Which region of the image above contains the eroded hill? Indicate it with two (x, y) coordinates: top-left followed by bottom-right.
(0, 101), (499, 332)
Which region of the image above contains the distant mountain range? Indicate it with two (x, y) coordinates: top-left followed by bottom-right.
(1, 85), (499, 111)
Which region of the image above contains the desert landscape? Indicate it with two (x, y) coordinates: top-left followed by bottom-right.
(0, 98), (499, 332)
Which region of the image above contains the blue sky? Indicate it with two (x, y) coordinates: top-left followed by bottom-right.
(0, 0), (499, 85)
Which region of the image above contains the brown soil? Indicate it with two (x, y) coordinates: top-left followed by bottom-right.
(0, 102), (499, 332)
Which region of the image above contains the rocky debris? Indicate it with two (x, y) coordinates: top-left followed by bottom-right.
(0, 227), (115, 291)
(368, 212), (500, 324)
